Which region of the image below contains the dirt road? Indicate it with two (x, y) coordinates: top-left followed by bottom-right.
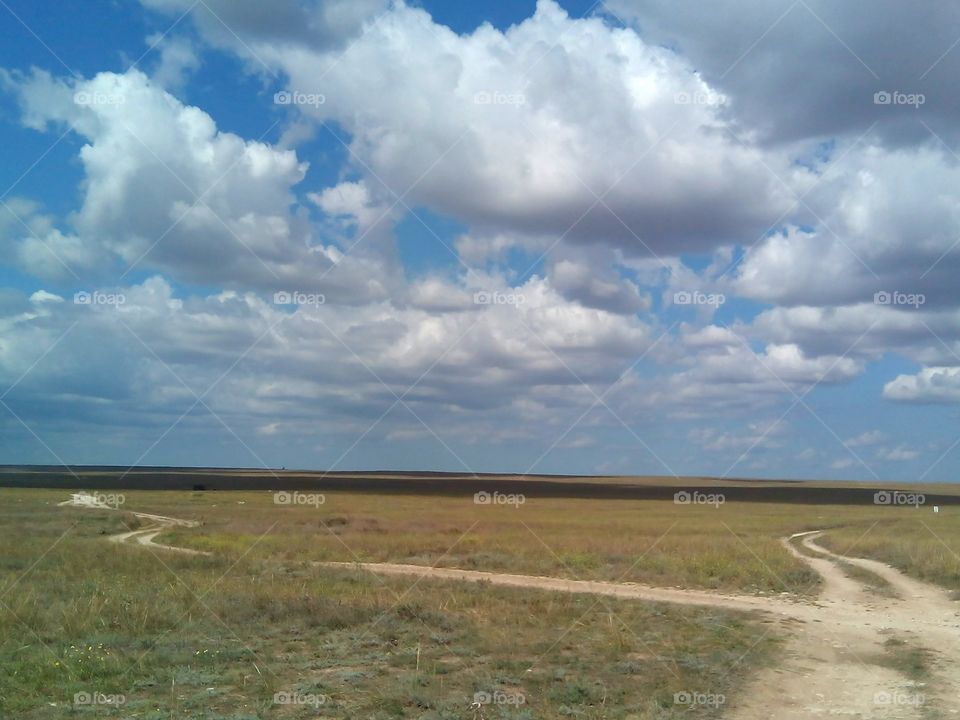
(73, 497), (960, 717)
(723, 531), (960, 719)
(326, 533), (960, 718)
(60, 495), (209, 556)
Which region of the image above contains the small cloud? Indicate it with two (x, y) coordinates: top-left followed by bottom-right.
(29, 290), (63, 303)
(880, 446), (920, 461)
(561, 435), (596, 449)
(846, 430), (884, 447)
(146, 33), (200, 90)
(385, 428), (429, 441)
(257, 423), (281, 436)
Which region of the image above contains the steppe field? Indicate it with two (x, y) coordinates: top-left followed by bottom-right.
(1, 475), (959, 719)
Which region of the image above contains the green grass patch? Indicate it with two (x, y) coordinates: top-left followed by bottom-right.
(0, 489), (786, 718)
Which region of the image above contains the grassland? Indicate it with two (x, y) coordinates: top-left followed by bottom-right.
(815, 514), (960, 591)
(161, 491), (829, 595)
(0, 489), (785, 719)
(1, 485), (958, 718)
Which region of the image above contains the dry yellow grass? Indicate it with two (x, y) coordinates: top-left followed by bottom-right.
(0, 489), (787, 719)
(3, 486), (956, 718)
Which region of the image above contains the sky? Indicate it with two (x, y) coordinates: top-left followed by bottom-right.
(0, 0), (958, 481)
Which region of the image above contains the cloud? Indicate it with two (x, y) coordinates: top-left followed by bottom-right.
(883, 366), (960, 403)
(880, 446), (920, 462)
(0, 274), (657, 453)
(846, 430), (884, 447)
(633, 330), (864, 417)
(608, 0), (960, 146)
(2, 68), (399, 302)
(680, 324), (740, 349)
(746, 301), (960, 373)
(689, 420), (786, 453)
(193, 0), (804, 258)
(146, 33), (201, 90)
(548, 257), (649, 314)
(139, 0), (388, 56)
(733, 145), (960, 310)
(689, 339), (861, 388)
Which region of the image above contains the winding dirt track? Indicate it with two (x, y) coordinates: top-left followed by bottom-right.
(71, 497), (960, 718)
(326, 534), (960, 718)
(106, 519), (209, 556)
(60, 496), (210, 555)
(727, 532), (960, 719)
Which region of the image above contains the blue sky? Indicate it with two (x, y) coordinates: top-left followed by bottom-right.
(1, 0), (959, 481)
